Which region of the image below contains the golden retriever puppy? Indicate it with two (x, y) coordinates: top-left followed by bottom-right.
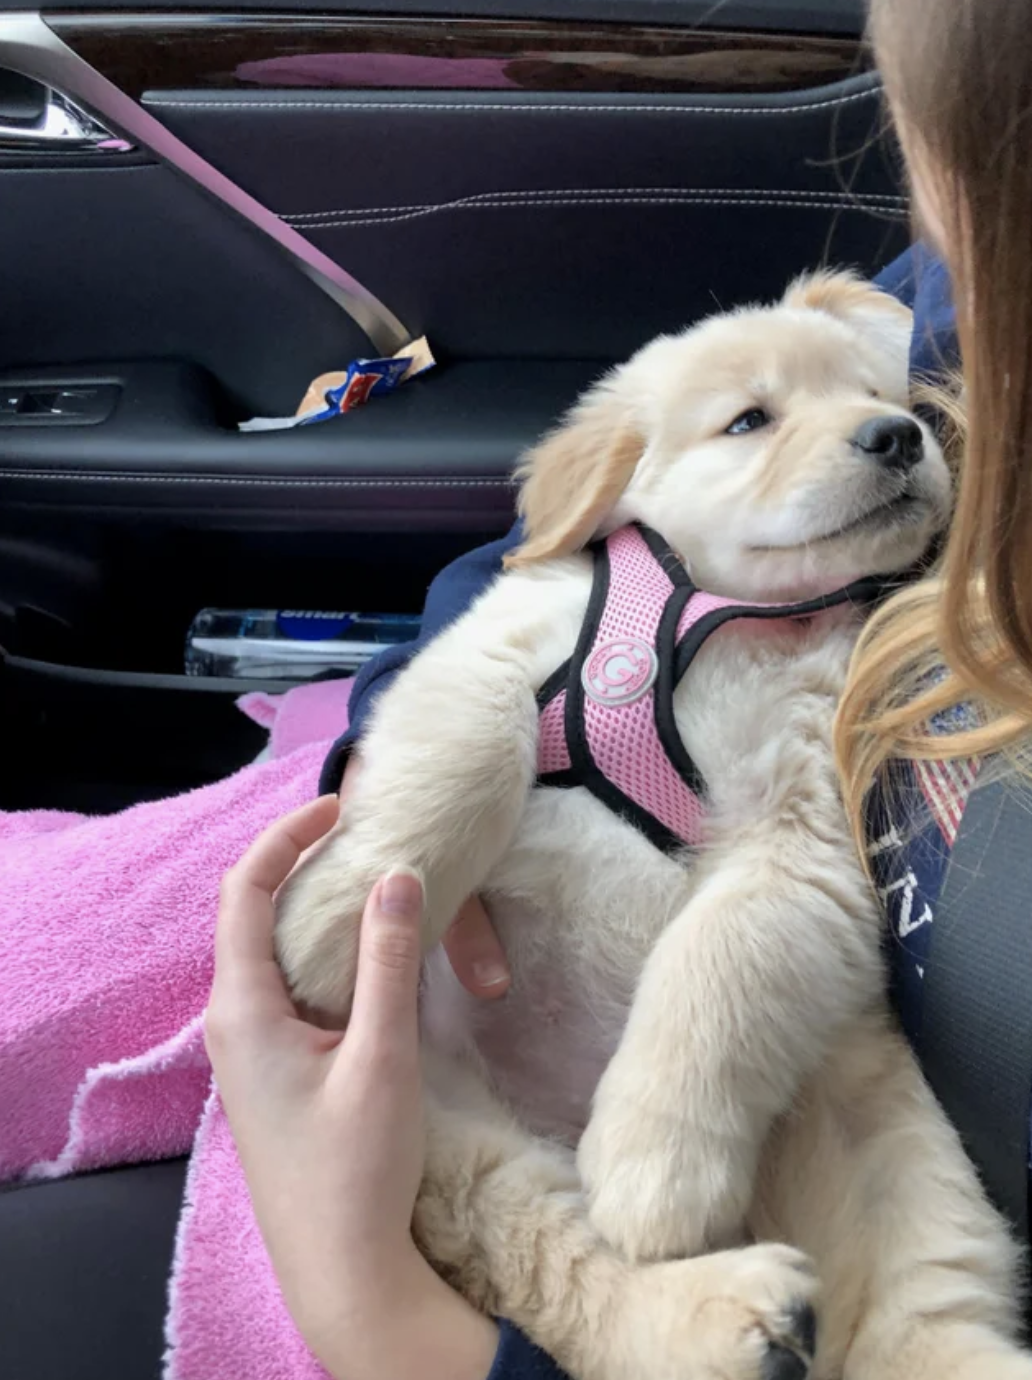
(275, 273), (1031, 1380)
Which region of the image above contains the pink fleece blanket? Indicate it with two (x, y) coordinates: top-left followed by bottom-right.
(0, 677), (352, 1379)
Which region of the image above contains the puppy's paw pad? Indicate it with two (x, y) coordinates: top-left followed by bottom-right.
(783, 1302), (817, 1361)
(761, 1343), (811, 1380)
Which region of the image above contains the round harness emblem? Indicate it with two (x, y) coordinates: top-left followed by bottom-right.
(581, 638), (659, 707)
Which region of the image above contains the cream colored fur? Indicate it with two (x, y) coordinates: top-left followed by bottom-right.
(276, 273), (1032, 1379)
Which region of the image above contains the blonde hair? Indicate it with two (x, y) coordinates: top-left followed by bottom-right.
(835, 0), (1032, 855)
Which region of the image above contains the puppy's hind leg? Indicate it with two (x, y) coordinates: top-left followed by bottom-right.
(415, 1050), (820, 1380)
(752, 1011), (1032, 1380)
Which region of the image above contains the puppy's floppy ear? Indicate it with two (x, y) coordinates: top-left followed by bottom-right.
(505, 374), (643, 568)
(783, 269), (913, 371)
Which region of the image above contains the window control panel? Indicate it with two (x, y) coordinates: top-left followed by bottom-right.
(0, 382), (120, 426)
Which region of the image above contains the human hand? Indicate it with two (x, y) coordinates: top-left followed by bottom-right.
(206, 796), (498, 1380)
(341, 753), (512, 1001)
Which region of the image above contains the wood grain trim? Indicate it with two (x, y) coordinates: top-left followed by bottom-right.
(46, 13), (866, 101)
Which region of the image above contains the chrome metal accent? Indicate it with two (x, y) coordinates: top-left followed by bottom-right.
(0, 13), (412, 355)
(0, 82), (131, 151)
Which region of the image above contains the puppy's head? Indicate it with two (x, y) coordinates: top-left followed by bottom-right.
(507, 271), (951, 601)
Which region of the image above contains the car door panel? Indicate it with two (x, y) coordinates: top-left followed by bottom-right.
(0, 45), (906, 523)
(0, 1), (904, 805)
(0, 358), (594, 529)
(143, 76), (903, 361)
(0, 162), (366, 413)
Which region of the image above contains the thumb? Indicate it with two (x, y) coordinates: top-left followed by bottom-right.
(348, 868), (425, 1051)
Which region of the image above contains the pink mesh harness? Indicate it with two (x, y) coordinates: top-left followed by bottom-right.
(536, 524), (884, 854)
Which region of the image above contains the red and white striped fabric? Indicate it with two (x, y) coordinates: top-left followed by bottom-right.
(914, 755), (981, 848)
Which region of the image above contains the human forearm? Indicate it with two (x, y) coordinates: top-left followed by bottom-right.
(299, 1250), (498, 1380)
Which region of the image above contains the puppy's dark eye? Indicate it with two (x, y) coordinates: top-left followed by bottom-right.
(726, 407), (771, 436)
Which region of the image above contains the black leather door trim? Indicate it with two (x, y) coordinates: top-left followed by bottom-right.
(147, 71), (883, 117)
(0, 359), (600, 529)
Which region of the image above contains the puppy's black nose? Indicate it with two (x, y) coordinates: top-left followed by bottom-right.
(852, 415), (924, 470)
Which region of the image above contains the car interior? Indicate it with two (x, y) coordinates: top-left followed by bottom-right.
(0, 0), (903, 817)
(0, 0), (918, 1373)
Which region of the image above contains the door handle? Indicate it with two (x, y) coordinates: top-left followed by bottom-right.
(0, 77), (131, 152)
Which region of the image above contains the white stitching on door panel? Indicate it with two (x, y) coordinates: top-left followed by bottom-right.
(285, 186), (906, 222)
(0, 471), (513, 488)
(288, 194), (906, 231)
(144, 87), (880, 118)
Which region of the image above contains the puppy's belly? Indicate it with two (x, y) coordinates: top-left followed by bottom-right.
(420, 904), (641, 1147)
(419, 789), (691, 1143)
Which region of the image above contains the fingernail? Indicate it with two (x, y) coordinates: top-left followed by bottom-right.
(472, 959), (510, 989)
(380, 868), (423, 917)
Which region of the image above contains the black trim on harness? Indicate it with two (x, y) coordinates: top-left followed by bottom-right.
(537, 768), (581, 789)
(559, 534), (609, 763)
(535, 536), (613, 711)
(654, 582), (707, 800)
(536, 661), (570, 711)
(635, 522), (692, 588)
(671, 575), (890, 684)
(633, 523), (710, 804)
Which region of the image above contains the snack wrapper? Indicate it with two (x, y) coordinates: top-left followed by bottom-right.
(239, 336), (434, 432)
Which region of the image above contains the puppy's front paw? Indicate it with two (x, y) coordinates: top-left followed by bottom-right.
(597, 1243), (818, 1380)
(273, 829), (373, 1022)
(578, 1057), (754, 1262)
